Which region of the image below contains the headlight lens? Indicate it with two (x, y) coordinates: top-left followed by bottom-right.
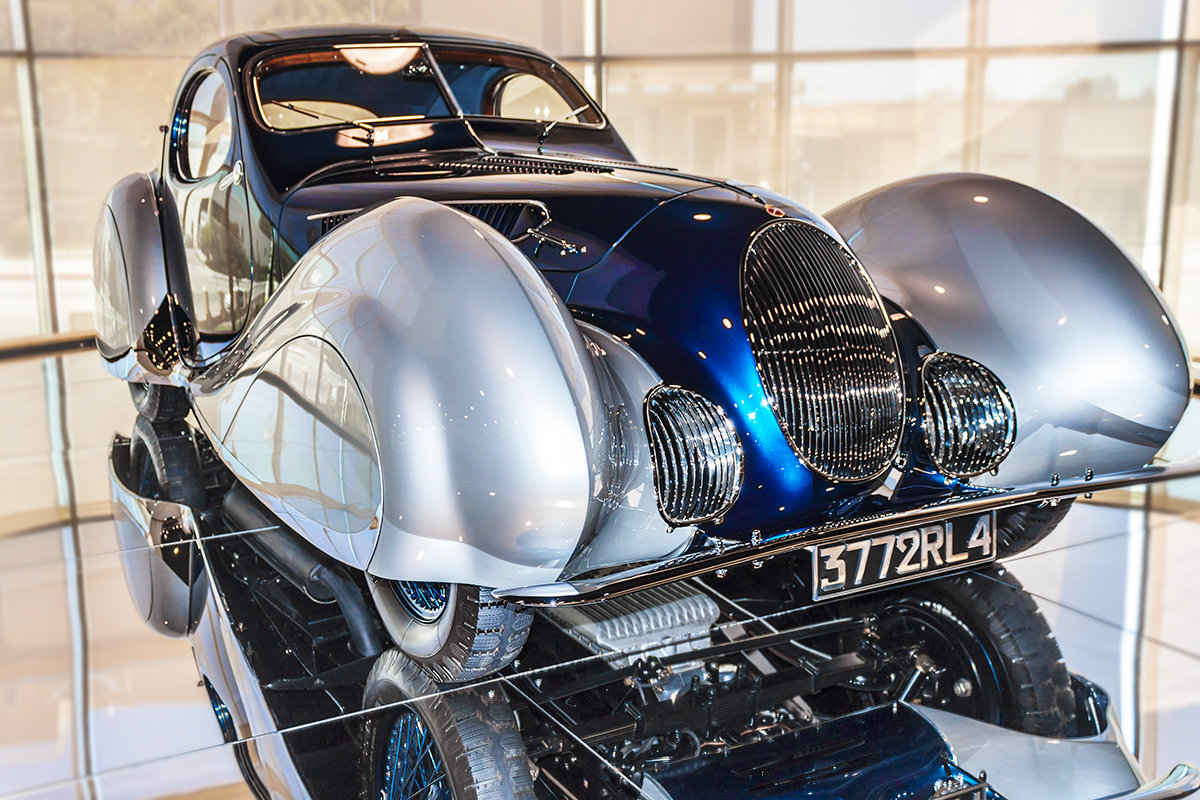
(645, 385), (744, 526)
(921, 352), (1017, 478)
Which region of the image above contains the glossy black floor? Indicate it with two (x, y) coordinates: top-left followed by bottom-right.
(2, 349), (1200, 800)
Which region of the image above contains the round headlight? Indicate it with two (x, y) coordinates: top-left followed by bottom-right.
(644, 385), (744, 526)
(921, 352), (1017, 478)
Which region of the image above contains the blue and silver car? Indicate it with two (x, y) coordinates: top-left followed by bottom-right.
(95, 26), (1199, 798)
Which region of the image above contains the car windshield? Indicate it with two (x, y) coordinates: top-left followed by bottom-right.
(253, 45), (451, 130)
(251, 43), (602, 132)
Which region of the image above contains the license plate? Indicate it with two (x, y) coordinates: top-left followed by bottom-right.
(810, 512), (996, 601)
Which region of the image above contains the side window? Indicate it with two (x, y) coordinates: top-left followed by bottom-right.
(180, 72), (231, 180)
(494, 73), (578, 122)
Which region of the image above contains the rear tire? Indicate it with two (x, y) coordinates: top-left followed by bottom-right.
(129, 382), (191, 422)
(874, 565), (1076, 737)
(129, 416), (205, 509)
(371, 581), (533, 684)
(360, 649), (535, 800)
(996, 499), (1074, 558)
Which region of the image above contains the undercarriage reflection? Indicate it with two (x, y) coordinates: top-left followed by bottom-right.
(110, 419), (1172, 800)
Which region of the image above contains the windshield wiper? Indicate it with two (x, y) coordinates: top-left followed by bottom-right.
(537, 104), (591, 153)
(264, 100), (377, 144)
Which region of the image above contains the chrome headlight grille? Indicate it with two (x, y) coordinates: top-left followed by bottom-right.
(645, 386), (744, 526)
(741, 220), (905, 482)
(921, 352), (1017, 478)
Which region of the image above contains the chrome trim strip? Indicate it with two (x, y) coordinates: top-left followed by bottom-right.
(306, 207), (363, 221)
(495, 455), (1200, 604)
(1110, 765), (1200, 800)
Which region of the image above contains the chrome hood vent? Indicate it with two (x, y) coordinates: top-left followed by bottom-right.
(442, 200), (549, 241)
(741, 220), (904, 482)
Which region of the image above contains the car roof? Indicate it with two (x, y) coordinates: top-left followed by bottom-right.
(199, 24), (547, 67)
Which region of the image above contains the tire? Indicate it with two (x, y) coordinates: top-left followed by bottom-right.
(873, 565), (1076, 737)
(371, 581), (533, 684)
(360, 649), (535, 800)
(129, 382), (191, 422)
(996, 499), (1074, 558)
(204, 679), (269, 800)
(130, 415), (206, 509)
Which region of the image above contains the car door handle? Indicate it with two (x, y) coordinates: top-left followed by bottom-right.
(218, 160), (243, 191)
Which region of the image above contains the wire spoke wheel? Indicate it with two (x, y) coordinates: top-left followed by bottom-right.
(396, 581), (450, 623)
(371, 582), (533, 683)
(381, 706), (450, 800)
(361, 650), (536, 800)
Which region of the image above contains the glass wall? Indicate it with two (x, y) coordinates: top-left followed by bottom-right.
(5, 0), (1200, 363)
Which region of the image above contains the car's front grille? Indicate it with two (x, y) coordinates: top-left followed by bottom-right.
(741, 220), (904, 482)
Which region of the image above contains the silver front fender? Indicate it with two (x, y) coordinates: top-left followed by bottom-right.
(827, 173), (1191, 487)
(199, 197), (672, 588)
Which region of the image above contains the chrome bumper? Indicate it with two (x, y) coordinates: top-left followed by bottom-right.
(496, 456), (1200, 605)
(1114, 765), (1200, 800)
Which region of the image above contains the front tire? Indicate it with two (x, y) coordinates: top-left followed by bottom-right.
(360, 650), (535, 800)
(371, 581), (533, 683)
(873, 565), (1076, 737)
(996, 499), (1074, 558)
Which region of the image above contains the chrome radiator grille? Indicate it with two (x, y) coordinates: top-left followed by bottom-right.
(645, 386), (743, 525)
(741, 220), (904, 482)
(921, 353), (1017, 478)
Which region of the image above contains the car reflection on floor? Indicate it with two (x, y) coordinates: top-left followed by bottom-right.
(1, 349), (1199, 799)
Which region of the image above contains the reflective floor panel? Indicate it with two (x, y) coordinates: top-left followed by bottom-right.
(1, 350), (1198, 799)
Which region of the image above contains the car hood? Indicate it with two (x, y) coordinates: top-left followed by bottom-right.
(276, 159), (723, 275)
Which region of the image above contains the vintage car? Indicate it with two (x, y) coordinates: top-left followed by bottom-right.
(95, 25), (1199, 792)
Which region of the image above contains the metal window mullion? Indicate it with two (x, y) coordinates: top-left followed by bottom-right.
(962, 0), (988, 172)
(11, 0), (56, 335)
(1156, 0), (1193, 294)
(776, 0), (792, 196)
(593, 0), (604, 106)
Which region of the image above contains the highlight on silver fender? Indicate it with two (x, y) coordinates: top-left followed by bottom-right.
(920, 352), (1017, 479)
(644, 385), (744, 526)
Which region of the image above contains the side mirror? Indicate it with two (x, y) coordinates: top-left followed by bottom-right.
(94, 173), (196, 382)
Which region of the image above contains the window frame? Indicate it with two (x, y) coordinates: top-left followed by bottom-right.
(172, 68), (234, 182)
(241, 40), (612, 136)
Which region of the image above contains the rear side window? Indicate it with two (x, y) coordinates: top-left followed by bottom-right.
(180, 71), (232, 179)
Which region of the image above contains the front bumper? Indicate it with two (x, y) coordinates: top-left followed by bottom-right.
(495, 456), (1200, 605)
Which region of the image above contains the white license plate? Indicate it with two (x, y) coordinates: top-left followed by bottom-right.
(810, 512), (997, 601)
